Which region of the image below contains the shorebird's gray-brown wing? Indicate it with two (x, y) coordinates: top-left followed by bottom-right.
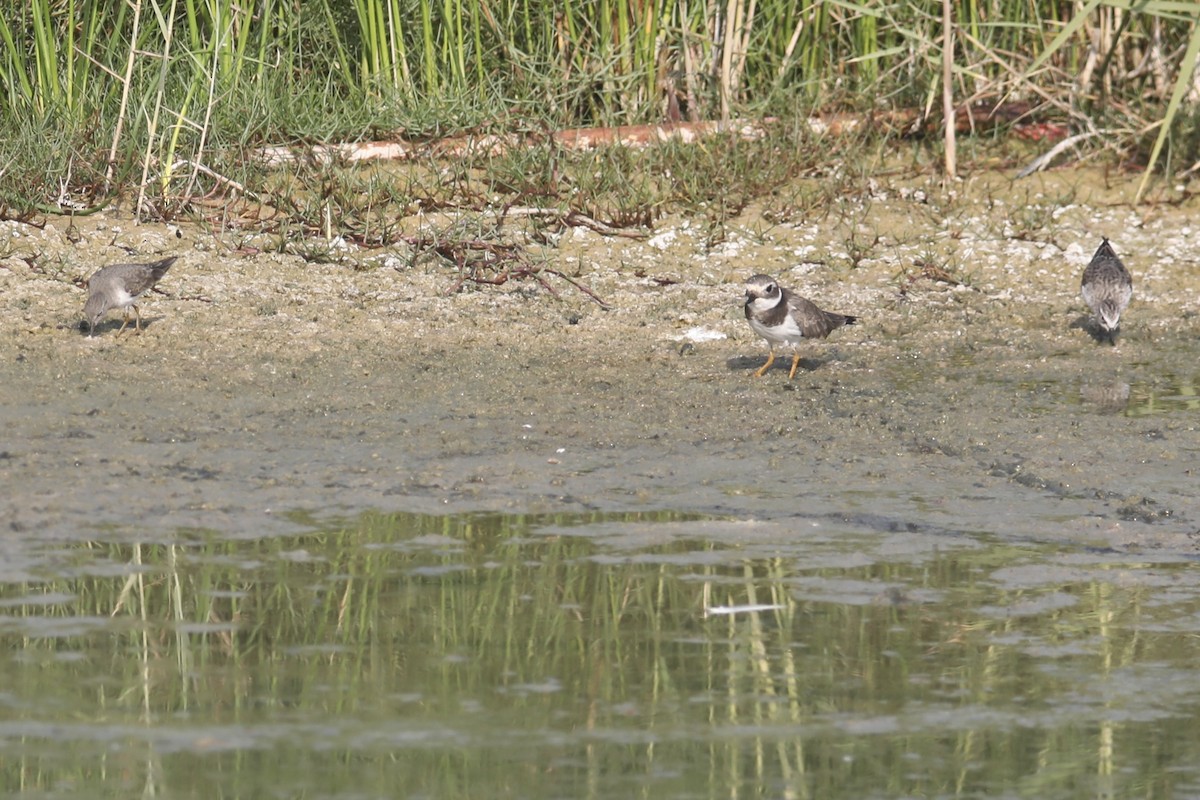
(1081, 277), (1132, 321)
(1081, 240), (1132, 323)
(114, 256), (177, 298)
(784, 289), (858, 339)
(1081, 243), (1131, 288)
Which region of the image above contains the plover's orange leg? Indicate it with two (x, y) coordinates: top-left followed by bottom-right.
(753, 348), (776, 377)
(132, 304), (143, 333)
(788, 353), (802, 380)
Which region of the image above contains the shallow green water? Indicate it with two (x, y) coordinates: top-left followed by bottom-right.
(3, 510), (1200, 799)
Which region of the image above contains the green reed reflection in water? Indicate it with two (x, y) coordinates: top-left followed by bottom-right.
(2, 510), (1200, 798)
(1126, 372), (1200, 417)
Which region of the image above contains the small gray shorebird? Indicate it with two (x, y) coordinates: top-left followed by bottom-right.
(743, 273), (858, 379)
(1080, 238), (1132, 345)
(83, 256), (177, 337)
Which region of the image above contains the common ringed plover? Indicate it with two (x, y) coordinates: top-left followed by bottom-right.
(743, 273), (858, 379)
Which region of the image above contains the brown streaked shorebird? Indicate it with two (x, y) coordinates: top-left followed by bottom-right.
(83, 256), (177, 337)
(743, 273), (858, 380)
(1080, 238), (1132, 345)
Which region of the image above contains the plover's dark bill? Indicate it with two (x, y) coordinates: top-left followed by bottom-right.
(83, 256), (178, 337)
(1080, 238), (1132, 345)
(743, 273), (858, 379)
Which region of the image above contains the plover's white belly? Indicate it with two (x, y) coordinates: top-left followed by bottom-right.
(748, 313), (803, 346)
(108, 287), (137, 309)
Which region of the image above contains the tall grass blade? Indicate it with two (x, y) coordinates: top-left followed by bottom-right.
(106, 0), (147, 190)
(1025, 0), (1105, 76)
(1136, 10), (1200, 201)
(943, 0), (956, 178)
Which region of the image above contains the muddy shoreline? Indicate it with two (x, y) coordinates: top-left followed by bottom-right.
(1, 170), (1197, 550)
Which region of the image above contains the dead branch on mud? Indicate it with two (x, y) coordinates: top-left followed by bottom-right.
(259, 120), (772, 166)
(257, 104), (1064, 166)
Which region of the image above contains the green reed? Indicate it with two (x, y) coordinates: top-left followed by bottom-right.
(1, 0), (1200, 215)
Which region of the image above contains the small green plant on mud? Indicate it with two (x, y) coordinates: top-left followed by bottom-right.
(839, 224), (882, 270)
(474, 139), (563, 202)
(828, 188), (884, 270)
(762, 167), (871, 227)
(894, 243), (973, 294)
(993, 186), (1075, 244)
(286, 239), (345, 265)
(567, 147), (660, 229)
(400, 215), (609, 306)
(259, 161), (418, 247)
